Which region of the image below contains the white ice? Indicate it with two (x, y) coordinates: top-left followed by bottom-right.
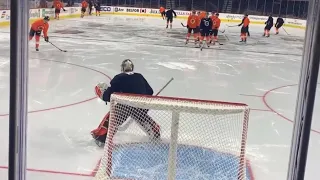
(0, 14), (319, 180)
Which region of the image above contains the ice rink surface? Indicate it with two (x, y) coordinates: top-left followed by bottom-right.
(0, 14), (319, 179)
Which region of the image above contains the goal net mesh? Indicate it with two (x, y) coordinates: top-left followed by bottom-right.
(94, 93), (250, 180)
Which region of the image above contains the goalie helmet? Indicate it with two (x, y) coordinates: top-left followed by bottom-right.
(121, 59), (134, 72)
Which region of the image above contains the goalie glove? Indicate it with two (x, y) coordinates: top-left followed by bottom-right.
(95, 82), (109, 100)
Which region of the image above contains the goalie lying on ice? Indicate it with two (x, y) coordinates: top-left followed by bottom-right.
(92, 59), (161, 146)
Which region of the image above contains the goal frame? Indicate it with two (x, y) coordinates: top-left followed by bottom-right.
(100, 92), (250, 180)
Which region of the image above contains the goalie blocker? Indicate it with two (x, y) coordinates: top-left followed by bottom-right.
(92, 59), (161, 146)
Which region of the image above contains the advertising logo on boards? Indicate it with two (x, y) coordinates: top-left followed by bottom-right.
(287, 19), (303, 26)
(175, 11), (190, 16)
(30, 9), (41, 18)
(101, 6), (111, 12)
(70, 8), (78, 14)
(1, 11), (5, 18)
(127, 8), (139, 13)
(114, 7), (124, 12)
(140, 9), (146, 13)
(150, 9), (158, 14)
(41, 8), (54, 17)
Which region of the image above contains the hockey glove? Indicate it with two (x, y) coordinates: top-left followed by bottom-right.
(95, 82), (109, 100)
(44, 36), (49, 42)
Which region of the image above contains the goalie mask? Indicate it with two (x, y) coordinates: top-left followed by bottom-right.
(121, 59), (134, 72)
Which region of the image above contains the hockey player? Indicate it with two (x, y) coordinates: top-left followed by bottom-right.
(263, 15), (274, 37)
(275, 17), (284, 34)
(29, 16), (50, 51)
(52, 0), (66, 20)
(95, 1), (101, 16)
(91, 59), (161, 146)
(185, 10), (200, 45)
(238, 14), (250, 43)
(81, 0), (88, 18)
(160, 6), (166, 19)
(199, 12), (213, 48)
(165, 8), (177, 29)
(196, 11), (206, 41)
(88, 0), (93, 15)
(209, 12), (216, 42)
(211, 13), (221, 44)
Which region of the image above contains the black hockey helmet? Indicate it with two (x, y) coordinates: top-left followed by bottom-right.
(44, 16), (50, 21)
(121, 59), (134, 72)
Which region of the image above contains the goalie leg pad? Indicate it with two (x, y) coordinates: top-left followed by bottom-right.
(91, 113), (110, 144)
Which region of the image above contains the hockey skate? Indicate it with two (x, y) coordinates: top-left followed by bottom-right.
(36, 48), (39, 51)
(185, 39), (189, 45)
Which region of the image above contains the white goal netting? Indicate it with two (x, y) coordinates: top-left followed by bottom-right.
(94, 93), (250, 180)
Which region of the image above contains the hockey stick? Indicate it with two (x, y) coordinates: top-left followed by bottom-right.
(282, 27), (290, 35)
(117, 77), (174, 131)
(181, 22), (187, 27)
(41, 35), (67, 52)
(48, 41), (67, 52)
(219, 29), (225, 33)
(216, 41), (223, 45)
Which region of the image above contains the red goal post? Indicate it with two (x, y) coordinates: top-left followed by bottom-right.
(94, 93), (250, 180)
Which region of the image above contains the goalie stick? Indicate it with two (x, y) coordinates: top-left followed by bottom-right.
(91, 77), (174, 142)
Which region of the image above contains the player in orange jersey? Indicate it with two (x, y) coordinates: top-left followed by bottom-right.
(198, 11), (206, 20)
(211, 13), (221, 44)
(81, 0), (88, 18)
(209, 12), (217, 42)
(29, 16), (50, 51)
(160, 6), (166, 19)
(185, 10), (200, 45)
(238, 14), (250, 43)
(52, 0), (66, 20)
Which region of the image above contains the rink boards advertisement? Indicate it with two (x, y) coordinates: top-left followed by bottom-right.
(0, 6), (306, 29)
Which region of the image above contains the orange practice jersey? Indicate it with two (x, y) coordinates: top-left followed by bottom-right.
(81, 1), (88, 8)
(197, 11), (206, 26)
(31, 19), (49, 37)
(187, 15), (200, 28)
(242, 17), (250, 27)
(213, 17), (221, 29)
(210, 15), (217, 28)
(160, 7), (165, 13)
(199, 11), (206, 19)
(53, 1), (63, 9)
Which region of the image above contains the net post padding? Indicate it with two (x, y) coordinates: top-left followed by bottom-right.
(95, 93), (250, 180)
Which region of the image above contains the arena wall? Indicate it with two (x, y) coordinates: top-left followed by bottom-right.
(0, 6), (306, 29)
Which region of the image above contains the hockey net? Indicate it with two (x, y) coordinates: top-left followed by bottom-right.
(94, 93), (250, 180)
